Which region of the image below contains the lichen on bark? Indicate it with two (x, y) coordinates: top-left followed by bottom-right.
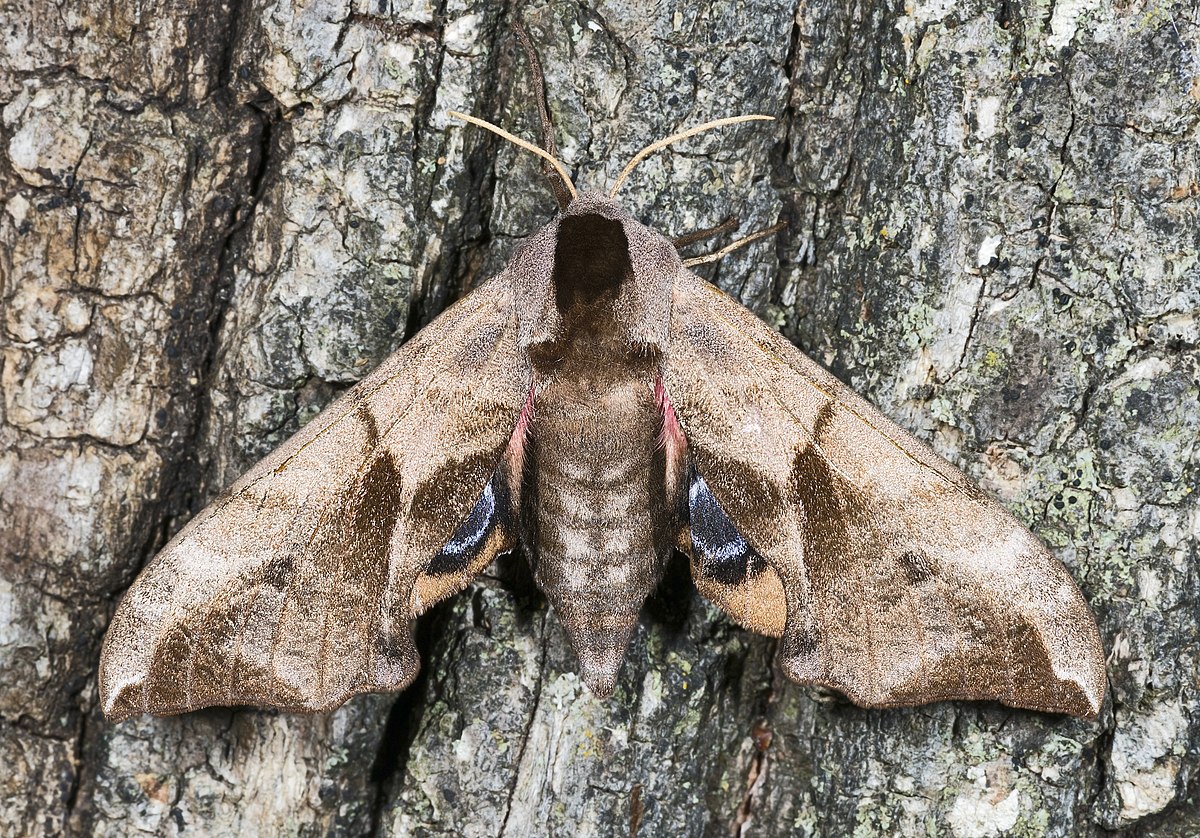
(1, 0), (1197, 836)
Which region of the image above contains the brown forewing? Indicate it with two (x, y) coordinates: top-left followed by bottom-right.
(98, 275), (529, 720)
(664, 270), (1107, 718)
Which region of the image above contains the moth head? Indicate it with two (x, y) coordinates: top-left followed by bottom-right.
(506, 192), (679, 355)
(446, 111), (776, 354)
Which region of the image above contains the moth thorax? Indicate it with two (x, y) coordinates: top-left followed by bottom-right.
(552, 213), (632, 314)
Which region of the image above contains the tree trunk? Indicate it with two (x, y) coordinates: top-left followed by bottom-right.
(2, 0), (1197, 835)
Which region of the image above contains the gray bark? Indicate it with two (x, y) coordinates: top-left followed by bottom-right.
(1, 0), (1197, 835)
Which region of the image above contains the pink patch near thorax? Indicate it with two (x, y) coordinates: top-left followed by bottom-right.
(506, 387), (536, 479)
(655, 377), (688, 498)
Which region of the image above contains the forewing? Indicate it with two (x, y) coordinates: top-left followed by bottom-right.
(99, 276), (528, 720)
(665, 270), (1106, 718)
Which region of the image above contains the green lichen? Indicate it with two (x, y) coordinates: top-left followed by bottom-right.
(899, 300), (938, 351)
(915, 29), (940, 74)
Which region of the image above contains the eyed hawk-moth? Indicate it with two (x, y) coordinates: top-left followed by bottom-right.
(98, 109), (1107, 723)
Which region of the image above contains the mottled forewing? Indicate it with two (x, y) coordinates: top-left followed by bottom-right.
(665, 271), (1106, 718)
(99, 276), (528, 720)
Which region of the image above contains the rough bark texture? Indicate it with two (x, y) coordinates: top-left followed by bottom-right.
(1, 0), (1197, 835)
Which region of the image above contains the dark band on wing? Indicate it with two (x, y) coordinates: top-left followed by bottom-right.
(688, 467), (767, 585)
(353, 450), (404, 560)
(262, 555), (294, 589)
(789, 401), (844, 535)
(427, 466), (512, 576)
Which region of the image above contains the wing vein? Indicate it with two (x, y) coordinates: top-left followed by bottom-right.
(230, 581), (266, 704)
(692, 276), (977, 500)
(202, 289), (505, 523)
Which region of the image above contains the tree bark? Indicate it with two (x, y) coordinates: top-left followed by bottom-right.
(2, 0), (1197, 835)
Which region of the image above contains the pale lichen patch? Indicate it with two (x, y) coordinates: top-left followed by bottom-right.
(3, 82), (93, 187)
(1110, 698), (1187, 823)
(947, 763), (1022, 838)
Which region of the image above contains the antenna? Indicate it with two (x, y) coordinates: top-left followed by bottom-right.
(447, 111), (578, 201)
(609, 115), (774, 197)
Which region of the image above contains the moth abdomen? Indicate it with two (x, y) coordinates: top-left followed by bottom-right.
(524, 351), (676, 692)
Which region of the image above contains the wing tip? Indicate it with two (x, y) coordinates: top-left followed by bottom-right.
(100, 683), (145, 723)
(1051, 658), (1108, 721)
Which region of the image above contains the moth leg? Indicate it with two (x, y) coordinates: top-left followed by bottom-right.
(672, 216), (739, 250)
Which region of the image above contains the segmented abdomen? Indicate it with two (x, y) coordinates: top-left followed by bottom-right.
(522, 370), (678, 693)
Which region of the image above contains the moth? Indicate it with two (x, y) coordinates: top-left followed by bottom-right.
(99, 105), (1107, 723)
